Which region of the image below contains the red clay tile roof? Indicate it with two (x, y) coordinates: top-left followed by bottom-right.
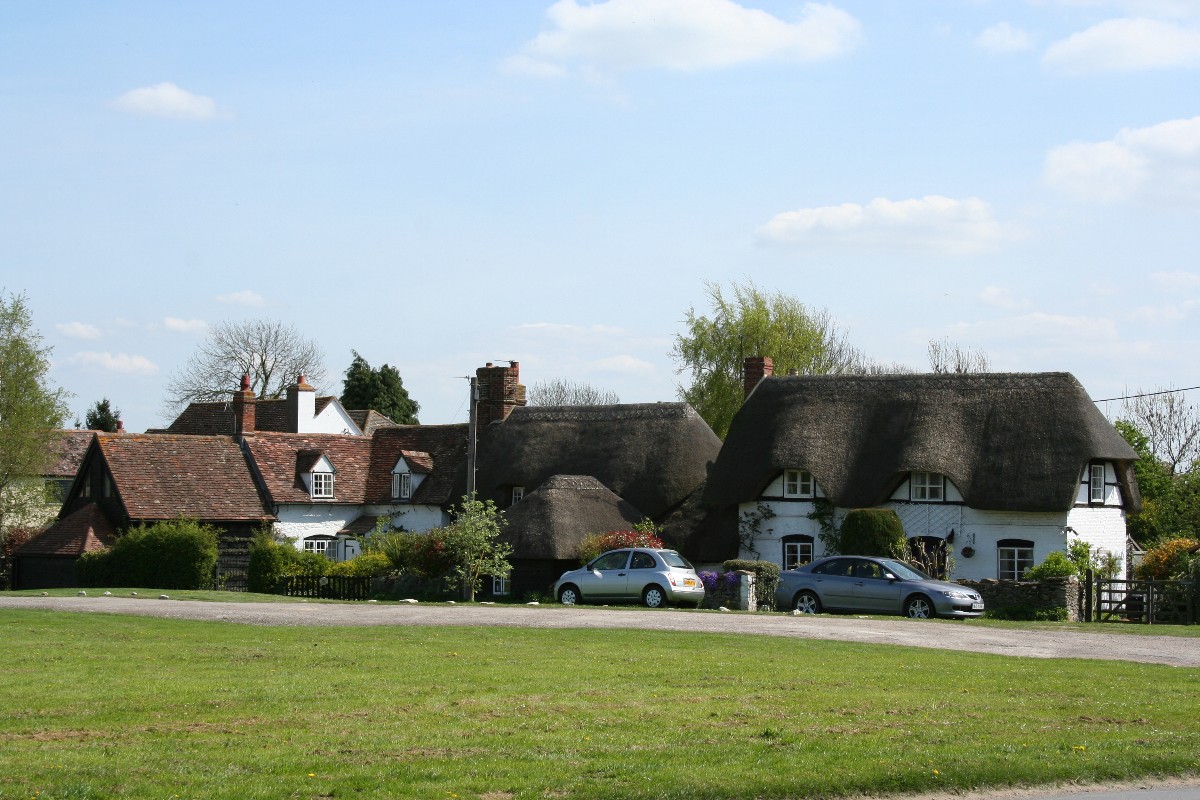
(369, 425), (468, 505)
(46, 430), (95, 477)
(400, 450), (433, 474)
(346, 409), (400, 435)
(16, 504), (116, 557)
(245, 433), (375, 505)
(96, 433), (273, 521)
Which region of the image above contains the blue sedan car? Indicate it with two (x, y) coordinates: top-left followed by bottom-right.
(776, 556), (985, 619)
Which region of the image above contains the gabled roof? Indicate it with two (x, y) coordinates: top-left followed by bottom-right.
(160, 396), (351, 436)
(369, 425), (469, 506)
(346, 409), (400, 436)
(46, 430), (95, 478)
(705, 372), (1141, 513)
(15, 504), (116, 557)
(501, 475), (645, 560)
(475, 403), (720, 520)
(245, 433), (373, 505)
(95, 433), (274, 521)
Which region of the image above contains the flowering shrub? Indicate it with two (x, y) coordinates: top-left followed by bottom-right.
(1136, 537), (1200, 580)
(699, 571), (740, 593)
(577, 529), (665, 565)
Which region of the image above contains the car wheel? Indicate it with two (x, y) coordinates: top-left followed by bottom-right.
(904, 595), (934, 619)
(558, 585), (580, 605)
(642, 585), (668, 608)
(793, 591), (821, 614)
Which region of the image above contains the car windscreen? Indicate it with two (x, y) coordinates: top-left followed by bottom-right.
(659, 551), (693, 570)
(878, 559), (933, 581)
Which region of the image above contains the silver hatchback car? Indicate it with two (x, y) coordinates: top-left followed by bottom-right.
(776, 556), (985, 619)
(554, 548), (705, 608)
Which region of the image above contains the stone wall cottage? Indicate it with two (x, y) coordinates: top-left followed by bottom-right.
(703, 365), (1140, 581)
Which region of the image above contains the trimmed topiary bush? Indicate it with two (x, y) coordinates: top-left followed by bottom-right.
(838, 508), (906, 557)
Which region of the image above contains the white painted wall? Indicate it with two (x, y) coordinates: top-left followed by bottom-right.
(275, 502), (451, 557)
(308, 400), (363, 435)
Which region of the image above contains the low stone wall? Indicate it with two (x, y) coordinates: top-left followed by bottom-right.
(699, 570), (757, 611)
(957, 576), (1080, 621)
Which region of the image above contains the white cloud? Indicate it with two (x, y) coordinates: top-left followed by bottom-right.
(215, 290), (265, 307)
(591, 354), (656, 374)
(979, 286), (1030, 310)
(163, 317), (208, 333)
(1128, 299), (1199, 322)
(56, 321), (102, 339)
(510, 0), (861, 76)
(1043, 17), (1200, 73)
(1150, 270), (1200, 290)
(1044, 115), (1200, 204)
(757, 195), (1014, 256)
(112, 82), (223, 120)
(69, 351), (159, 375)
(977, 22), (1034, 53)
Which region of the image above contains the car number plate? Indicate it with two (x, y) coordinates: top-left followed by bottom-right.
(684, 579), (696, 587)
(971, 602), (984, 610)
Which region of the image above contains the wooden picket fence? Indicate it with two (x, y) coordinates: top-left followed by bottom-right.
(279, 575), (374, 601)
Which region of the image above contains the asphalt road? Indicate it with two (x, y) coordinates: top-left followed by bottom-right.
(2, 594), (1198, 667)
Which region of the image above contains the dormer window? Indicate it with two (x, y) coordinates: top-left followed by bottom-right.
(783, 470), (813, 498)
(1089, 464), (1106, 503)
(393, 472), (412, 500)
(511, 486), (525, 506)
(311, 471), (334, 499)
(911, 472), (944, 502)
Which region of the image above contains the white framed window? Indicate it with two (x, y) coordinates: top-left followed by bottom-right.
(393, 472), (412, 500)
(311, 471), (334, 499)
(911, 472), (944, 502)
(1089, 464), (1106, 504)
(783, 470), (814, 498)
(781, 535), (814, 570)
(997, 539), (1034, 580)
(303, 537), (330, 554)
(492, 576), (510, 596)
(511, 486), (525, 506)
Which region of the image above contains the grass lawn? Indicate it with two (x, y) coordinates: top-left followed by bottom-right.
(1, 608), (1198, 800)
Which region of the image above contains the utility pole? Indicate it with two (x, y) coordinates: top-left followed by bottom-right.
(466, 375), (478, 500)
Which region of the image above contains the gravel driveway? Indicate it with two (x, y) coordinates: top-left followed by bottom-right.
(3, 595), (1198, 667)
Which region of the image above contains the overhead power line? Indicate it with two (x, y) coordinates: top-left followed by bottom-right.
(1093, 385), (1200, 403)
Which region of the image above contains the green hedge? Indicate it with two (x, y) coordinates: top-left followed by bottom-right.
(839, 508), (906, 557)
(77, 519), (218, 590)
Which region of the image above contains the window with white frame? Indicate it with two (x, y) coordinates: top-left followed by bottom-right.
(492, 575), (511, 596)
(997, 539), (1034, 580)
(783, 470), (814, 498)
(393, 471), (412, 500)
(303, 537), (330, 555)
(911, 472), (944, 502)
(311, 471), (334, 499)
(1089, 464), (1106, 504)
(511, 486), (525, 506)
(781, 535), (814, 570)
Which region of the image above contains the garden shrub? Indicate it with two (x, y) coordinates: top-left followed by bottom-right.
(78, 519), (218, 590)
(327, 552), (392, 578)
(838, 508), (906, 557)
(247, 532), (289, 593)
(1023, 551), (1076, 580)
(367, 531), (420, 573)
(1136, 537), (1200, 580)
(75, 549), (114, 587)
(577, 528), (665, 565)
(280, 550), (329, 577)
(724, 559), (781, 611)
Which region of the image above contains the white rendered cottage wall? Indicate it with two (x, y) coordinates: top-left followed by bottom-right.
(740, 464), (1129, 581)
(303, 401), (363, 435)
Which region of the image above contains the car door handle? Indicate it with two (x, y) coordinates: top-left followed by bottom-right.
(618, 573), (626, 576)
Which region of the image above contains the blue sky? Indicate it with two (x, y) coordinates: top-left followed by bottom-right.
(3, 0), (1198, 431)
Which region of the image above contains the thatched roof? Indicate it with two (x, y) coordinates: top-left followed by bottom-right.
(476, 403), (720, 519)
(501, 475), (644, 560)
(705, 372), (1140, 514)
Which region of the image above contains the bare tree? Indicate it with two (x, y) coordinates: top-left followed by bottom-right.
(162, 320), (329, 419)
(928, 337), (990, 374)
(1121, 389), (1200, 474)
(528, 378), (620, 406)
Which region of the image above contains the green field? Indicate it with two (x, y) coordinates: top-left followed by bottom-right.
(2, 608), (1198, 800)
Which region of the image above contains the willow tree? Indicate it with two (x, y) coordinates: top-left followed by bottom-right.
(671, 280), (870, 438)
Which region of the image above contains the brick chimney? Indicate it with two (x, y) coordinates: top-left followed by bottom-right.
(743, 356), (774, 398)
(233, 373), (256, 436)
(476, 361), (526, 425)
(286, 374), (316, 433)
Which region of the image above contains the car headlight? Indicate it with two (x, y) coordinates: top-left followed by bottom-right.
(939, 590), (972, 600)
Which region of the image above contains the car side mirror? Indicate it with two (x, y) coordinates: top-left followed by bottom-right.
(885, 573), (898, 582)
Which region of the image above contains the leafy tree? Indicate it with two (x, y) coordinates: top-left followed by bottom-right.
(672, 280), (877, 438)
(84, 398), (121, 432)
(339, 350), (419, 424)
(1135, 537), (1200, 580)
(528, 379), (619, 406)
(438, 495), (512, 601)
(0, 292), (70, 549)
(162, 319), (328, 419)
(1115, 418), (1200, 546)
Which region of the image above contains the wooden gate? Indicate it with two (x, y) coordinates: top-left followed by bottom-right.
(1091, 577), (1196, 625)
